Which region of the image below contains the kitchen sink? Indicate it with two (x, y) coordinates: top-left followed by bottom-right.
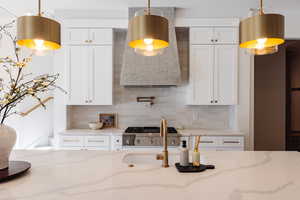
(122, 152), (206, 166)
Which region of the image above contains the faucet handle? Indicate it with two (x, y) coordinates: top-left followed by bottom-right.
(156, 153), (164, 160)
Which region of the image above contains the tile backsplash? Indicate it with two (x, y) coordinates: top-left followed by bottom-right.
(67, 28), (233, 130)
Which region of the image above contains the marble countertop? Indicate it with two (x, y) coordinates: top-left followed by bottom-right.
(61, 128), (124, 136)
(1, 150), (299, 200)
(61, 128), (244, 137)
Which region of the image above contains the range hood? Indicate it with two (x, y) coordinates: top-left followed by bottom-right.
(120, 7), (181, 86)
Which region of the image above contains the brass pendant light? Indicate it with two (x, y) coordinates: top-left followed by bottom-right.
(17, 0), (61, 51)
(128, 0), (169, 56)
(240, 0), (285, 55)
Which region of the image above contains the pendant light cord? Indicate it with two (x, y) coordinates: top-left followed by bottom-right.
(38, 0), (41, 16)
(147, 0), (151, 15)
(259, 0), (264, 15)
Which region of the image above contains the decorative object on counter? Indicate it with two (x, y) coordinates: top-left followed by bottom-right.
(179, 140), (189, 167)
(128, 0), (169, 56)
(0, 21), (64, 172)
(192, 136), (201, 167)
(0, 161), (31, 183)
(17, 0), (61, 52)
(99, 113), (117, 128)
(88, 122), (104, 130)
(137, 96), (155, 106)
(175, 163), (215, 173)
(239, 0), (285, 55)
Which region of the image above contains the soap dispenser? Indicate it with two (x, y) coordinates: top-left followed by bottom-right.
(180, 140), (189, 167)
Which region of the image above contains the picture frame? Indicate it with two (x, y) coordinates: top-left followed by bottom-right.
(99, 113), (117, 128)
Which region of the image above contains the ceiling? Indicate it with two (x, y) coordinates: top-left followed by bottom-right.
(0, 0), (299, 18)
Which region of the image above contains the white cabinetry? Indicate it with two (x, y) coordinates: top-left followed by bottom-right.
(190, 27), (238, 44)
(189, 136), (244, 151)
(66, 28), (113, 105)
(59, 135), (110, 150)
(66, 28), (112, 45)
(188, 27), (238, 105)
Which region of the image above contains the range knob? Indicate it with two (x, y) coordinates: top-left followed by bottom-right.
(150, 139), (154, 144)
(136, 139), (140, 144)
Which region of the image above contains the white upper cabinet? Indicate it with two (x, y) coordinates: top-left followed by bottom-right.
(90, 46), (113, 105)
(90, 29), (113, 45)
(66, 28), (113, 45)
(187, 45), (214, 105)
(66, 28), (113, 105)
(67, 46), (90, 105)
(214, 45), (238, 105)
(67, 29), (90, 45)
(190, 27), (238, 45)
(190, 28), (215, 44)
(188, 27), (238, 105)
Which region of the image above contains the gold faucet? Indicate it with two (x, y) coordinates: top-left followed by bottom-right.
(156, 119), (169, 168)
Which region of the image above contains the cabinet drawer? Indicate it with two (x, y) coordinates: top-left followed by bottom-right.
(220, 137), (244, 147)
(60, 136), (84, 147)
(85, 136), (110, 147)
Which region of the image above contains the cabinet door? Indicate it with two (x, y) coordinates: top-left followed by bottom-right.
(90, 29), (113, 45)
(67, 46), (90, 105)
(67, 29), (90, 45)
(90, 46), (113, 105)
(214, 45), (238, 105)
(190, 28), (214, 44)
(187, 45), (214, 105)
(214, 28), (238, 44)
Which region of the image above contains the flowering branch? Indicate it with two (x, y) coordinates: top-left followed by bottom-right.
(0, 21), (65, 124)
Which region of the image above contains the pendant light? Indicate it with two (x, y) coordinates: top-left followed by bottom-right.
(240, 0), (285, 55)
(17, 0), (61, 51)
(128, 0), (169, 56)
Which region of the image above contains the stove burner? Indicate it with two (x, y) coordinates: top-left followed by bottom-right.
(125, 127), (177, 134)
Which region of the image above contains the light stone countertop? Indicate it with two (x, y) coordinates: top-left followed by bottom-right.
(1, 150), (299, 200)
(61, 129), (244, 137)
(60, 128), (124, 136)
(178, 129), (244, 136)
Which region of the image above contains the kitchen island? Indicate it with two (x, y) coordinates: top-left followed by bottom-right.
(0, 150), (299, 200)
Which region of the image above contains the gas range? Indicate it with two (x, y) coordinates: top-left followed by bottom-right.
(123, 127), (180, 147)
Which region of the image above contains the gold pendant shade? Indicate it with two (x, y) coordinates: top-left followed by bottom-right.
(240, 14), (285, 49)
(16, 0), (61, 51)
(239, 0), (285, 55)
(128, 0), (169, 56)
(17, 16), (61, 50)
(128, 14), (169, 51)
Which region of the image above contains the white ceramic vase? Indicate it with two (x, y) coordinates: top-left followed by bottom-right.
(0, 125), (16, 170)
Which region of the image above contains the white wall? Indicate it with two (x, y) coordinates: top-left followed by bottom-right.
(0, 18), (55, 149)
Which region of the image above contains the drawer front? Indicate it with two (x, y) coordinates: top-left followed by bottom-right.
(85, 136), (110, 147)
(191, 136), (218, 149)
(220, 136), (244, 147)
(60, 136), (84, 147)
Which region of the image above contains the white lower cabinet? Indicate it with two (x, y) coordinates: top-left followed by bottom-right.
(59, 135), (111, 150)
(188, 136), (244, 151)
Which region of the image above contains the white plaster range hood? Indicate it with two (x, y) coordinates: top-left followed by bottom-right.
(120, 7), (181, 86)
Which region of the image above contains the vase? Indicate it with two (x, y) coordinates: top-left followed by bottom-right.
(0, 125), (16, 170)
